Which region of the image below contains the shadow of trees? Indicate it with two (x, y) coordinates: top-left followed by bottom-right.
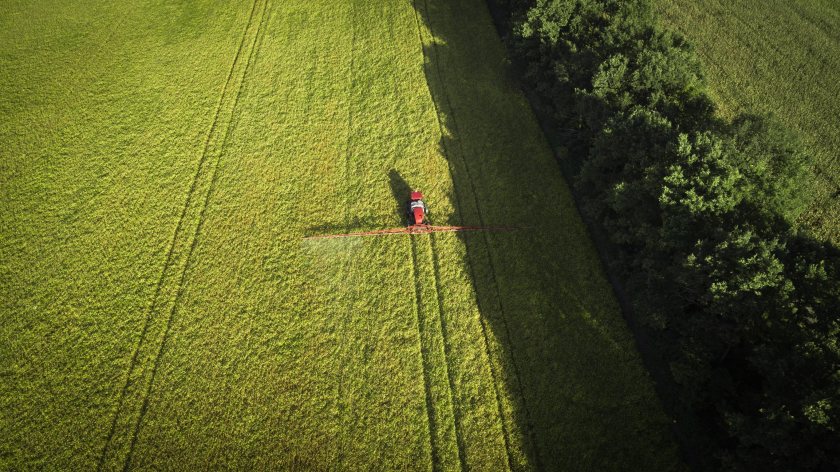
(409, 0), (682, 470)
(388, 169), (413, 226)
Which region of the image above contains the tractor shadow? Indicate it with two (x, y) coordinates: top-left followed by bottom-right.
(304, 170), (413, 238)
(388, 169), (412, 226)
(304, 169), (420, 238)
(412, 0), (682, 470)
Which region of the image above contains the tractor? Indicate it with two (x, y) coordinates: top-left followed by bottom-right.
(406, 191), (428, 226)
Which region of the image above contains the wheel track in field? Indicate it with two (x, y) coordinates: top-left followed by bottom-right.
(409, 235), (442, 470)
(343, 0), (358, 216)
(410, 2), (514, 468)
(428, 232), (468, 471)
(185, 0), (271, 463)
(408, 230), (467, 471)
(412, 0), (543, 470)
(96, 0), (269, 469)
(122, 2), (271, 468)
(331, 252), (363, 465)
(333, 0), (362, 464)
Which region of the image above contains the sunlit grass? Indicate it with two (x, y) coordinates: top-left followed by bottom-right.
(1, 0), (679, 469)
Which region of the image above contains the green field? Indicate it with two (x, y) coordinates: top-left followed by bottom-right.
(1, 0), (680, 469)
(656, 0), (840, 243)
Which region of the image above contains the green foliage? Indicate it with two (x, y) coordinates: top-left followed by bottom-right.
(579, 107), (676, 248)
(659, 132), (743, 222)
(727, 114), (813, 220)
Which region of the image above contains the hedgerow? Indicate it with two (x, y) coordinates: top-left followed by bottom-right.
(489, 0), (840, 469)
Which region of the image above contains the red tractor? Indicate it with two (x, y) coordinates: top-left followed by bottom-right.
(407, 191), (429, 226)
(304, 189), (511, 240)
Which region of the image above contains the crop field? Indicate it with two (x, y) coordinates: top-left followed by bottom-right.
(656, 0), (840, 244)
(1, 0), (680, 470)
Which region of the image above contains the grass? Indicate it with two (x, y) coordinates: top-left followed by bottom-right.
(656, 0), (840, 244)
(1, 0), (680, 469)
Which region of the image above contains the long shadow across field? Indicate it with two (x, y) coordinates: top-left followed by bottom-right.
(410, 3), (540, 468)
(410, 0), (681, 470)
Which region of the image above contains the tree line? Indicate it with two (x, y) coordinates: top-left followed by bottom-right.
(489, 0), (839, 470)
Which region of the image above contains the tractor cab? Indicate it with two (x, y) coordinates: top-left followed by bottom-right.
(407, 191), (428, 226)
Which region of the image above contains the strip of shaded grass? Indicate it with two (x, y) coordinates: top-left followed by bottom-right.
(413, 0), (683, 469)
